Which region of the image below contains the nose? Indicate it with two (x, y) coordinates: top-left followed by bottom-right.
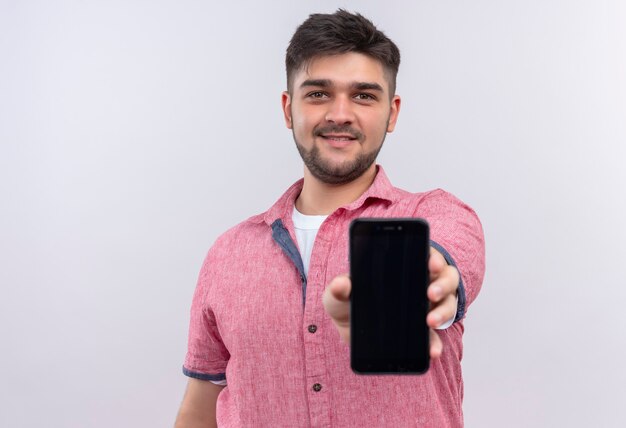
(324, 95), (355, 125)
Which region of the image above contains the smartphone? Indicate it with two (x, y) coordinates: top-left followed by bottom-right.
(349, 218), (430, 374)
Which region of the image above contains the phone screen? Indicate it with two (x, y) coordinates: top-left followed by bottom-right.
(350, 218), (430, 374)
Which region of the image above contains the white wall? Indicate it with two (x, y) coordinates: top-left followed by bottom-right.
(1, 1), (624, 426)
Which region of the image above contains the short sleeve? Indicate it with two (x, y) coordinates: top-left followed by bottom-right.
(415, 189), (486, 321)
(182, 249), (230, 381)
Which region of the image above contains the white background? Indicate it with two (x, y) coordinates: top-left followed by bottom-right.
(1, 1), (625, 427)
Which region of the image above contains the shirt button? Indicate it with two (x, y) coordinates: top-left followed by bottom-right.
(308, 324), (317, 333)
(312, 383), (322, 392)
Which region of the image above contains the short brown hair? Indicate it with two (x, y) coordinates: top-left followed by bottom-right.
(285, 9), (401, 96)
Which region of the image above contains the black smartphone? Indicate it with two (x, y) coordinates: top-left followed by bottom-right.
(349, 218), (430, 374)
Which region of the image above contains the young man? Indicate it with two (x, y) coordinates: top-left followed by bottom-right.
(175, 10), (485, 428)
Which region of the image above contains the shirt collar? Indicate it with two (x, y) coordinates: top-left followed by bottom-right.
(263, 165), (398, 226)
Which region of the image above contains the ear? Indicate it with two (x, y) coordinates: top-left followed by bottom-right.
(281, 91), (293, 129)
(386, 95), (401, 133)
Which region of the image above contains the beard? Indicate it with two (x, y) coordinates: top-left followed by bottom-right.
(293, 124), (386, 185)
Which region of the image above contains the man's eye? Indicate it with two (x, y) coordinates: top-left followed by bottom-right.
(355, 93), (375, 101)
(307, 91), (327, 99)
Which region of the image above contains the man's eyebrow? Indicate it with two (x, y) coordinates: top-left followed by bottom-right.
(352, 82), (384, 92)
(300, 79), (332, 88)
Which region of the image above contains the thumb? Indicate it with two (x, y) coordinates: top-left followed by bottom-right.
(322, 275), (351, 343)
(329, 275), (351, 301)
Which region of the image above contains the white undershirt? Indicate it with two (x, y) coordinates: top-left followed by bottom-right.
(292, 207), (328, 276)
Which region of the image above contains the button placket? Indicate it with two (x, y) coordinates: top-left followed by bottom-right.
(302, 227), (332, 426)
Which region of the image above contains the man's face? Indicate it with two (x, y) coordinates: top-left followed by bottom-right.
(282, 52), (401, 185)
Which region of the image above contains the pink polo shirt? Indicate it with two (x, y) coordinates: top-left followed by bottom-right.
(183, 166), (485, 427)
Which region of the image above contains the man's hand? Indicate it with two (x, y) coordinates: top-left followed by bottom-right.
(322, 247), (460, 359)
(425, 247), (460, 358)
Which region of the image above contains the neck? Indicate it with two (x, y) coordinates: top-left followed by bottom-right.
(295, 165), (377, 215)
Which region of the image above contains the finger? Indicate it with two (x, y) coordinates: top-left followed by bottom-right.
(427, 293), (457, 329)
(429, 247), (446, 282)
(427, 264), (460, 304)
(429, 329), (443, 359)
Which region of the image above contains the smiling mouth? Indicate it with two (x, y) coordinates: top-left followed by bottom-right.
(319, 134), (358, 149)
(314, 126), (363, 145)
(321, 135), (357, 141)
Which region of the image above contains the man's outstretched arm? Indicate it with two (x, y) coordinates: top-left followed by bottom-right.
(175, 378), (225, 428)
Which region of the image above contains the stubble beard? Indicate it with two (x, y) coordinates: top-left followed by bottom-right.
(292, 124), (388, 185)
